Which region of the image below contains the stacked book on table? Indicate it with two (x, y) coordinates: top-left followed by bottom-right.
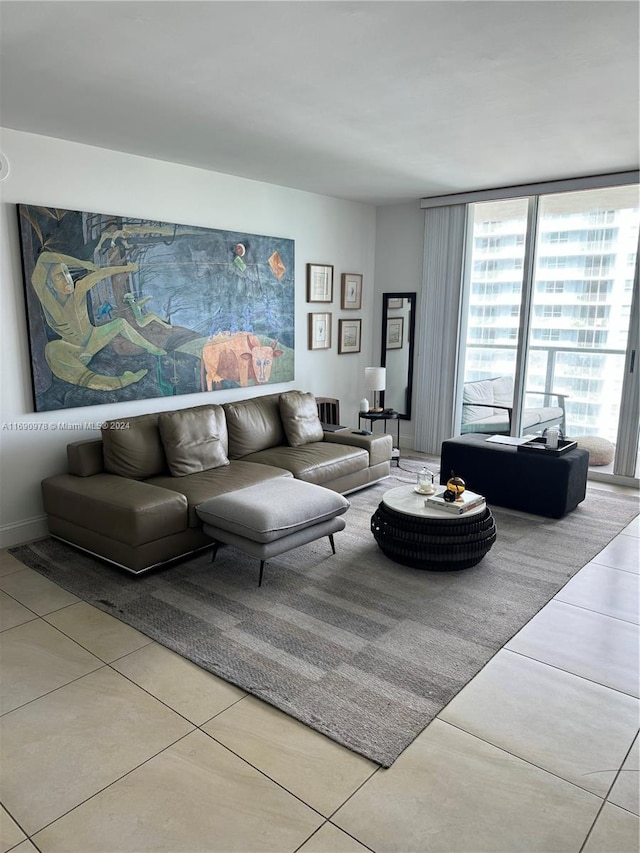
(425, 488), (486, 515)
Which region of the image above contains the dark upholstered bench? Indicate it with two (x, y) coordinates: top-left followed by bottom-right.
(440, 434), (589, 518)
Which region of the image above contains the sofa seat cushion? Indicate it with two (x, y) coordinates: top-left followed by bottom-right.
(158, 405), (229, 476)
(279, 391), (324, 446)
(461, 414), (511, 434)
(242, 443), (369, 486)
(42, 473), (188, 547)
(196, 479), (349, 544)
(146, 460), (293, 527)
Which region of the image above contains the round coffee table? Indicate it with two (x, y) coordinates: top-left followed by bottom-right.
(371, 484), (497, 571)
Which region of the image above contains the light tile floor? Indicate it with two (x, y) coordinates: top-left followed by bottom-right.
(0, 486), (638, 853)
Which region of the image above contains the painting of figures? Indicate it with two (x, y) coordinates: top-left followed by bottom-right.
(17, 205), (295, 412)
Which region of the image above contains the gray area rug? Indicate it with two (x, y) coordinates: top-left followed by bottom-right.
(10, 467), (638, 766)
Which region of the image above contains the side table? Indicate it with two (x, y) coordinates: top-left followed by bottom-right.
(358, 411), (400, 465)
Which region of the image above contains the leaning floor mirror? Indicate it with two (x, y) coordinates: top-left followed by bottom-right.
(380, 292), (416, 419)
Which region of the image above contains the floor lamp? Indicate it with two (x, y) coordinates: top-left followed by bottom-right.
(364, 367), (386, 413)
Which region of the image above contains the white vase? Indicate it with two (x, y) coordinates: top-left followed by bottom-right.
(359, 398), (370, 413)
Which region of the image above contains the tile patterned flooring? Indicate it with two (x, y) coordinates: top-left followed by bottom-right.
(0, 488), (638, 853)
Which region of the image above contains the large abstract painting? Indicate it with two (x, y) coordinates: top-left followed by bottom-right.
(17, 205), (295, 412)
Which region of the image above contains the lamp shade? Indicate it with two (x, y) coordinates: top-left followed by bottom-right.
(364, 367), (386, 392)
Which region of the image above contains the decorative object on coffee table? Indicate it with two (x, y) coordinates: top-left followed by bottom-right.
(446, 472), (466, 497)
(425, 488), (486, 515)
(371, 484), (496, 571)
(416, 467), (435, 495)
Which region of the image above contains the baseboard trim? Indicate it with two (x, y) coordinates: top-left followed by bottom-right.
(0, 515), (48, 550)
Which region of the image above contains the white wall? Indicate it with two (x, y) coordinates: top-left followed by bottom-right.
(374, 202), (426, 450)
(0, 129), (377, 547)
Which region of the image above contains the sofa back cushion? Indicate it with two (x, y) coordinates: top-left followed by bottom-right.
(223, 394), (286, 459)
(158, 405), (229, 477)
(492, 376), (514, 410)
(102, 413), (167, 479)
(279, 391), (324, 447)
(461, 379), (495, 424)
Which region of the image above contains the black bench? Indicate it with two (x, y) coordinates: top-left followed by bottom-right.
(440, 434), (589, 518)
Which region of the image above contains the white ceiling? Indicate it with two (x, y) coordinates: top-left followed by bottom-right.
(1, 1), (638, 205)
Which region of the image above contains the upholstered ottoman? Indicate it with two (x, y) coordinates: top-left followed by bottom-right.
(440, 434), (589, 518)
(196, 479), (350, 585)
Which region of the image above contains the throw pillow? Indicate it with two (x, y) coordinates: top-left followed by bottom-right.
(158, 406), (229, 476)
(102, 412), (167, 480)
(279, 391), (324, 447)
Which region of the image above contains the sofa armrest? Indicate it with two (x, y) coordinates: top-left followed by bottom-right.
(461, 402), (513, 429)
(323, 431), (392, 466)
(525, 390), (569, 409)
(67, 439), (105, 476)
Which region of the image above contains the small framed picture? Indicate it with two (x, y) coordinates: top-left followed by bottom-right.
(340, 273), (363, 310)
(338, 318), (361, 354)
(308, 312), (332, 350)
(306, 263), (334, 302)
(387, 296), (404, 309)
(386, 317), (404, 349)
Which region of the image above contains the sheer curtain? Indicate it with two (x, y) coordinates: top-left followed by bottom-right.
(414, 204), (467, 454)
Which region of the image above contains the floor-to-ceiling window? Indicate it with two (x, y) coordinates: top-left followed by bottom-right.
(457, 184), (639, 482)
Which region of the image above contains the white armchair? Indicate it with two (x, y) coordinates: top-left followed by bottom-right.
(461, 376), (567, 436)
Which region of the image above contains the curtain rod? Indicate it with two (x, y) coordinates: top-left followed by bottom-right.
(420, 171), (640, 209)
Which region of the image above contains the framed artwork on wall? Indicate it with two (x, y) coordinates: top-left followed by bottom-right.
(338, 318), (361, 354)
(387, 296), (404, 309)
(340, 273), (362, 310)
(306, 263), (333, 302)
(308, 312), (332, 350)
(386, 317), (404, 349)
(16, 205), (295, 412)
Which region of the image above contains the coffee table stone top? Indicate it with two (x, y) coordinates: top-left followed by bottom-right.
(382, 484), (486, 520)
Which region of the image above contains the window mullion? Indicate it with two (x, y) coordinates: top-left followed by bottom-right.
(511, 196), (539, 436)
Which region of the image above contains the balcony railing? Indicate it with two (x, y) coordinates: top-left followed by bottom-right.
(465, 342), (628, 439)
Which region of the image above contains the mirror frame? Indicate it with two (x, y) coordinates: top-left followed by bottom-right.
(380, 291), (416, 420)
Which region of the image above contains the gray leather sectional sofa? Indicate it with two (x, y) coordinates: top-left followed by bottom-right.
(41, 390), (392, 573)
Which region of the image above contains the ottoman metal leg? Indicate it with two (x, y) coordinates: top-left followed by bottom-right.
(258, 535), (336, 587)
(205, 527), (345, 587)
